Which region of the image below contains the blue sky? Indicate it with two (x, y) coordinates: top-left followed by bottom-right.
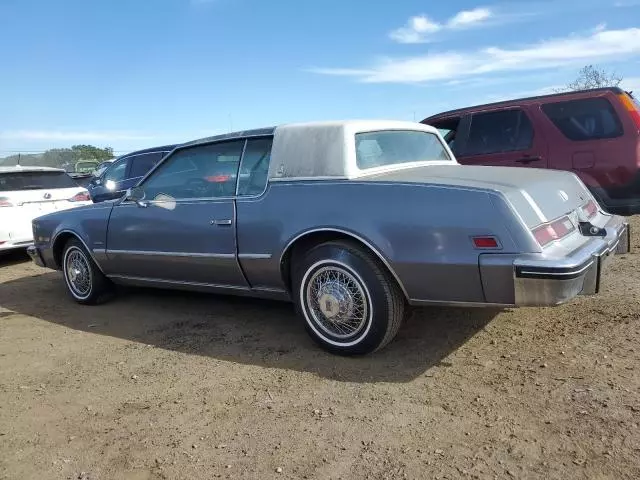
(1, 0), (640, 155)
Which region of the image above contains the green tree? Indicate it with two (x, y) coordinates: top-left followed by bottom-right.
(71, 145), (114, 162)
(0, 145), (114, 169)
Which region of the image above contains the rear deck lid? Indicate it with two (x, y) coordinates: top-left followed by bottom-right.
(365, 164), (593, 229)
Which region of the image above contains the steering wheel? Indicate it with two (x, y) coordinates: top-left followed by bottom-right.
(185, 178), (211, 198)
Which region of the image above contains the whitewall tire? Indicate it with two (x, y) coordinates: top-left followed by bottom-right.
(292, 240), (405, 355)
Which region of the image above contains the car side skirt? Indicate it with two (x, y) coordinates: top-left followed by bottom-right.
(107, 274), (291, 301)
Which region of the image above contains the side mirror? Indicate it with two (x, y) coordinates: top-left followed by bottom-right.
(124, 186), (148, 207)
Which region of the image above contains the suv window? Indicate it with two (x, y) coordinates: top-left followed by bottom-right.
(103, 158), (128, 184)
(0, 171), (77, 192)
(129, 152), (164, 179)
(237, 137), (273, 196)
(542, 97), (623, 141)
(142, 141), (243, 201)
(464, 109), (533, 156)
(355, 130), (450, 169)
(430, 117), (461, 153)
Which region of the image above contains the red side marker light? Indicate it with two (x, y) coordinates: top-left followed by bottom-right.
(472, 236), (499, 249)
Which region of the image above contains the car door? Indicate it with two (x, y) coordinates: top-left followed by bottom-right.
(104, 139), (248, 287)
(456, 107), (548, 168)
(89, 157), (131, 202)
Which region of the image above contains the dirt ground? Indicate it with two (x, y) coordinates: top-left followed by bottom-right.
(1, 219), (639, 480)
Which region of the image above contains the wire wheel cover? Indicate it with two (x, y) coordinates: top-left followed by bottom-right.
(65, 249), (92, 296)
(305, 265), (369, 339)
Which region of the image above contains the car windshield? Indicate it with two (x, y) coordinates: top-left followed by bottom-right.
(0, 171), (78, 192)
(355, 130), (451, 169)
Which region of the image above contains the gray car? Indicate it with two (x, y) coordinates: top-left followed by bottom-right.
(27, 120), (631, 355)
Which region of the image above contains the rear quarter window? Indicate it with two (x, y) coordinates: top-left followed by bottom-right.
(541, 97), (623, 141)
(0, 171), (77, 192)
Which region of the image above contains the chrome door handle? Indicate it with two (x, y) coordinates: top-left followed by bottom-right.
(210, 219), (232, 226)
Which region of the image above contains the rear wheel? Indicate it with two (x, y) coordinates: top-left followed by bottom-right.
(292, 240), (405, 355)
(62, 238), (111, 304)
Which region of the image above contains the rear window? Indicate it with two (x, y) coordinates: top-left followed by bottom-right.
(355, 130), (451, 169)
(542, 97), (623, 141)
(0, 171), (77, 192)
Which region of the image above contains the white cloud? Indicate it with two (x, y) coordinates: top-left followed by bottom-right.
(313, 27), (640, 84)
(389, 7), (493, 43)
(0, 130), (156, 142)
(448, 8), (492, 28)
(389, 16), (441, 43)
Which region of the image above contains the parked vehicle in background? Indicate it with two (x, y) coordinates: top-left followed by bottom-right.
(422, 87), (640, 215)
(0, 166), (92, 252)
(27, 120), (629, 355)
(68, 160), (101, 187)
(92, 160), (115, 178)
(74, 160), (100, 175)
(87, 145), (176, 203)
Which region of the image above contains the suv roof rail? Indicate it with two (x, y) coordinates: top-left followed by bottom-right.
(422, 86), (626, 122)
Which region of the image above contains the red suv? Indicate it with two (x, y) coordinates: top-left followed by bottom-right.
(422, 87), (640, 215)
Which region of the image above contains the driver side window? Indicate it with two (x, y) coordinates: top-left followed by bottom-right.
(141, 140), (244, 201)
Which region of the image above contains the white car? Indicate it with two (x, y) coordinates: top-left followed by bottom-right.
(0, 166), (93, 252)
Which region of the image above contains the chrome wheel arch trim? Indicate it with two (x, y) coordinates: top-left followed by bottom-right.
(279, 227), (409, 300)
(52, 229), (106, 274)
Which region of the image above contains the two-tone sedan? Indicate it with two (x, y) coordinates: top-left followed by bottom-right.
(27, 120), (630, 355)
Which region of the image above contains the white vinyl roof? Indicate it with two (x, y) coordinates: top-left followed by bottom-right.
(268, 119), (454, 181)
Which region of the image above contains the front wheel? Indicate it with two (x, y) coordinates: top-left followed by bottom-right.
(292, 241), (405, 355)
(62, 238), (111, 305)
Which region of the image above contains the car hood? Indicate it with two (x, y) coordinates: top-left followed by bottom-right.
(364, 165), (593, 228)
(34, 199), (109, 222)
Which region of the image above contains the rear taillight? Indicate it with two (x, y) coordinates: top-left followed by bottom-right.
(581, 199), (598, 219)
(0, 197), (13, 207)
(532, 216), (575, 247)
(617, 93), (640, 129)
(69, 191), (90, 202)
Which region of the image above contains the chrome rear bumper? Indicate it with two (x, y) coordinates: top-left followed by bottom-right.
(513, 217), (630, 306)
